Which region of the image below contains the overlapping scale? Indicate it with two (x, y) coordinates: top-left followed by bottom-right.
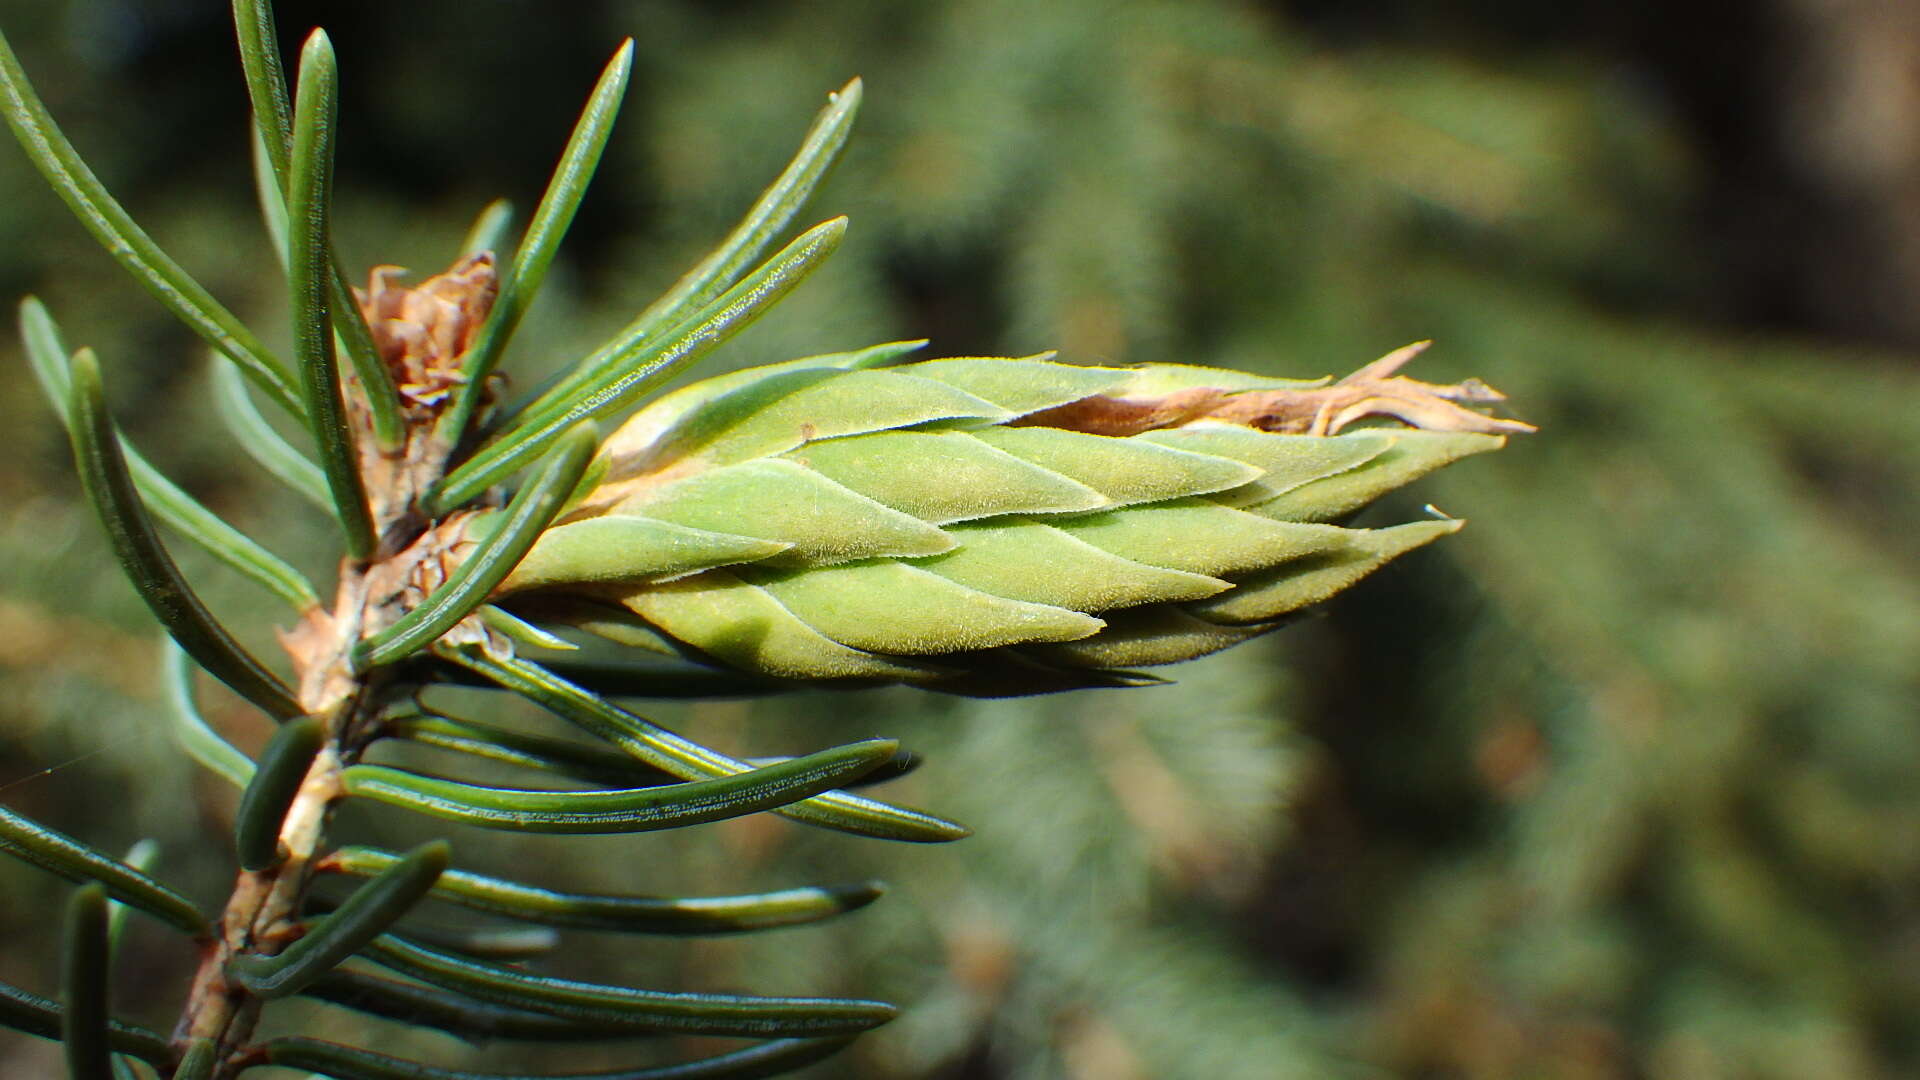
(783, 431), (1107, 523)
(496, 351), (1515, 693)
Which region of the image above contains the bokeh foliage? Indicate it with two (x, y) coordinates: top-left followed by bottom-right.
(0, 1), (1914, 1077)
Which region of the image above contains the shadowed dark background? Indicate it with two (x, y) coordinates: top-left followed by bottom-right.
(1, 2), (1916, 1077)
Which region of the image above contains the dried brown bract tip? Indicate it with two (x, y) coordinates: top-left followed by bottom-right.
(1017, 341), (1536, 438)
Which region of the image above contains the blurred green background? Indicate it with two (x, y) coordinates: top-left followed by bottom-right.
(1, 1), (1917, 1077)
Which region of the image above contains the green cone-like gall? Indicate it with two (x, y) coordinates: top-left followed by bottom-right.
(480, 342), (1531, 694)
